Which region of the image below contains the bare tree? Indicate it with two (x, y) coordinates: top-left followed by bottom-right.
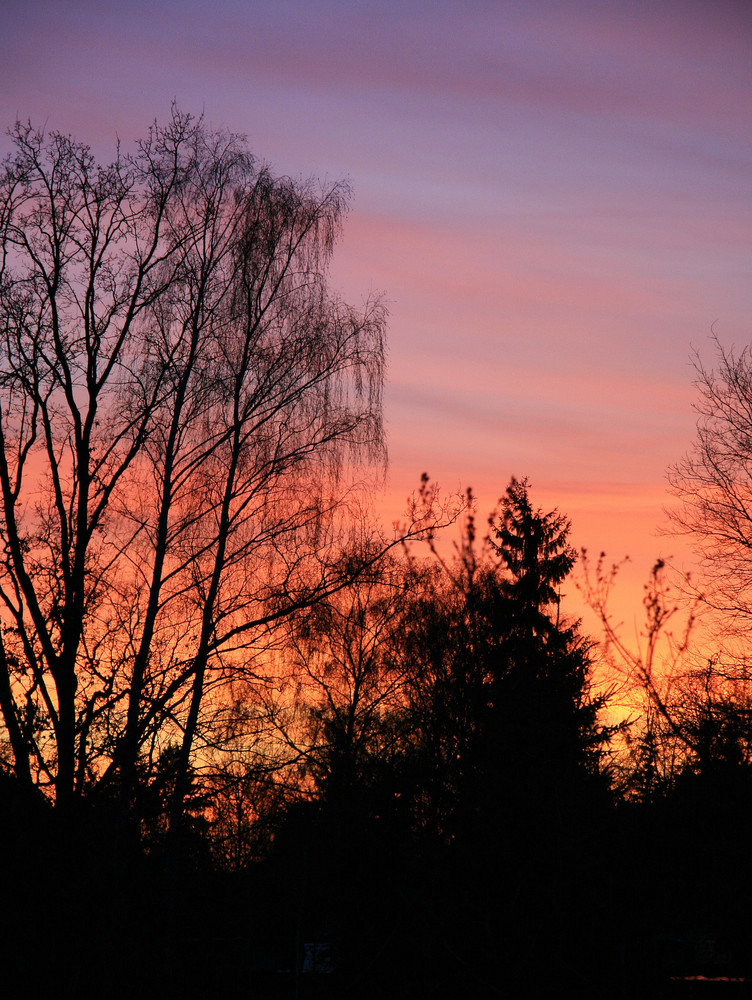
(668, 336), (752, 639)
(0, 108), (394, 831)
(578, 554), (696, 798)
(580, 550), (752, 801)
(269, 549), (410, 809)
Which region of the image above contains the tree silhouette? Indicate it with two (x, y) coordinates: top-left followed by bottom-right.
(492, 475), (574, 636)
(275, 553), (409, 812)
(668, 336), (752, 641)
(489, 477), (608, 776)
(394, 480), (611, 851)
(345, 481), (615, 995)
(0, 109), (388, 833)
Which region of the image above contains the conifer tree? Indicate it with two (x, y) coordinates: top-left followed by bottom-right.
(489, 477), (606, 772)
(491, 475), (575, 647)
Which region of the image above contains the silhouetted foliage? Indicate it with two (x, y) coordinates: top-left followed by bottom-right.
(489, 477), (610, 771)
(396, 481), (611, 845)
(581, 547), (752, 991)
(668, 335), (752, 641)
(293, 481), (615, 996)
(492, 474), (575, 635)
(0, 107), (390, 829)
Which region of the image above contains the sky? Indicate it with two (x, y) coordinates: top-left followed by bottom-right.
(1, 0), (750, 637)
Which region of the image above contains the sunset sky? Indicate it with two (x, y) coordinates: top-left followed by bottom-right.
(2, 0), (750, 634)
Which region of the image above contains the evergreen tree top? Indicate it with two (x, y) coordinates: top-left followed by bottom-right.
(490, 476), (576, 620)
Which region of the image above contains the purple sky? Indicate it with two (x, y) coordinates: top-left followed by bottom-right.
(2, 0), (750, 627)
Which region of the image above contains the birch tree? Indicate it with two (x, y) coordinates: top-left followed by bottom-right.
(0, 109), (388, 829)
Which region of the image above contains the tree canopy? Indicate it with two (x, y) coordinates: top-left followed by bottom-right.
(0, 109), (387, 820)
(668, 336), (752, 639)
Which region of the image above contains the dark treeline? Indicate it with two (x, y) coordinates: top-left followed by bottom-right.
(1, 111), (752, 997)
(4, 479), (752, 998)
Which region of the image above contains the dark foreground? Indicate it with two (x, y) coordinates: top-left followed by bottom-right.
(4, 769), (752, 1000)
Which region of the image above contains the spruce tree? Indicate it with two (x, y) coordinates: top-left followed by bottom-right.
(488, 477), (607, 774)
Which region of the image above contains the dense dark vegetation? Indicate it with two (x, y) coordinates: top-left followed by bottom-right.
(1, 112), (751, 997)
(5, 478), (752, 999)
